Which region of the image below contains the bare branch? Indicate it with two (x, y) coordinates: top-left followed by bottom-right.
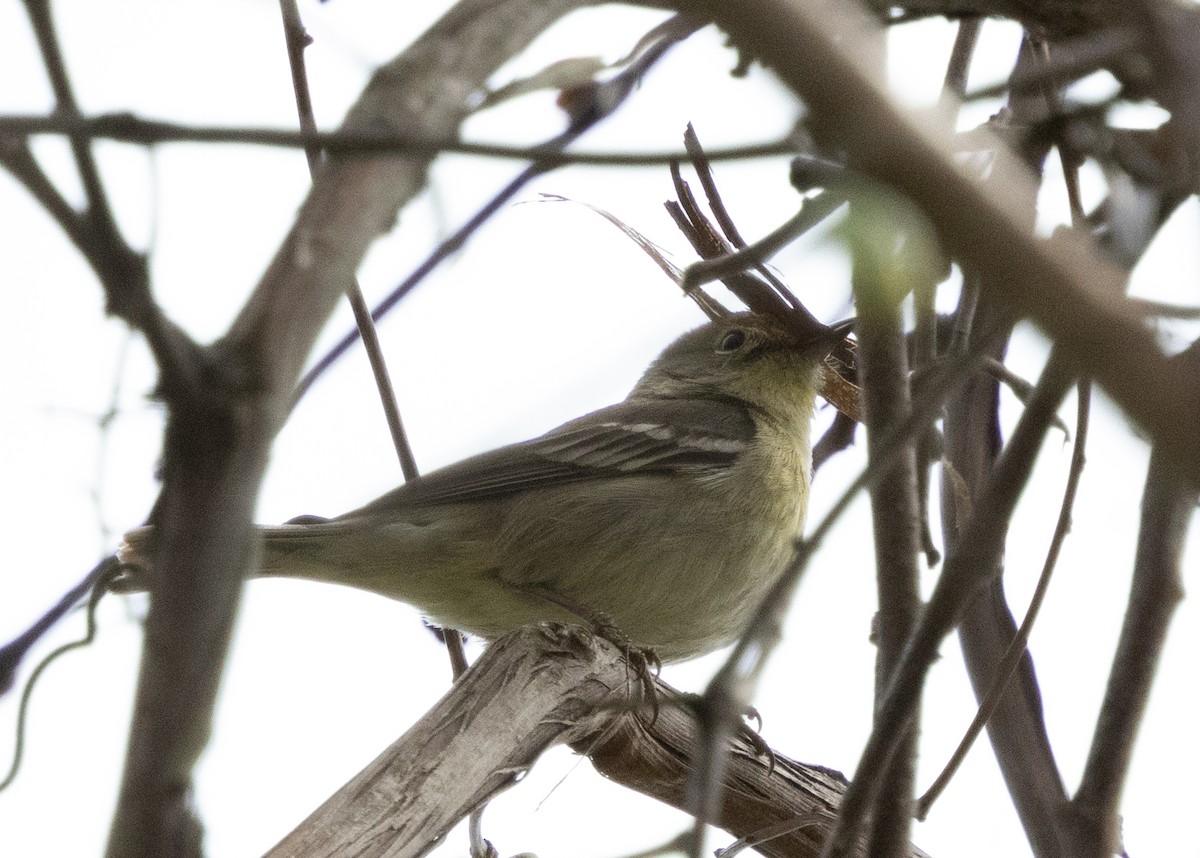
(847, 203), (923, 856)
(266, 624), (626, 858)
(105, 3), (606, 855)
(918, 380), (1090, 819)
(266, 624), (932, 858)
(674, 0), (1200, 490)
(1063, 345), (1199, 856)
(820, 349), (1076, 858)
(0, 112), (800, 164)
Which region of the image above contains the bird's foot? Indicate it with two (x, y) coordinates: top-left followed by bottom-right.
(516, 582), (661, 720)
(586, 611), (662, 721)
(675, 691), (777, 773)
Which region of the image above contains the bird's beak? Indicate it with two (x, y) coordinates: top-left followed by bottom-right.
(807, 317), (855, 358)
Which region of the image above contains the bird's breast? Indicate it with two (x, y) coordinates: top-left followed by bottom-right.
(491, 425), (813, 661)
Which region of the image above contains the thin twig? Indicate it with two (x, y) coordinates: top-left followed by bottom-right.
(277, 0), (419, 479)
(0, 558), (116, 697)
(667, 163), (799, 319)
(294, 16), (701, 405)
(0, 557), (121, 791)
(917, 370), (1090, 818)
(714, 815), (826, 858)
(849, 203), (923, 857)
(939, 17), (981, 107)
(23, 0), (115, 234)
(0, 112), (800, 165)
(682, 124), (802, 311)
(910, 278), (940, 569)
(1064, 345), (1199, 856)
(292, 158), (551, 406)
(1032, 39), (1087, 227)
(685, 326), (1000, 858)
(910, 18), (983, 571)
(948, 274), (980, 357)
(818, 353), (1075, 858)
(679, 192), (845, 294)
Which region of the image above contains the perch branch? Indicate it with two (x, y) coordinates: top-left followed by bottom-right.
(266, 625), (933, 858)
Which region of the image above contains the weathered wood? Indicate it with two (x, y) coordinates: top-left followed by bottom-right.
(267, 624), (931, 858)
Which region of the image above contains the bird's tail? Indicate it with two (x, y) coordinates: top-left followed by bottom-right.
(113, 519), (347, 592)
(112, 526), (155, 592)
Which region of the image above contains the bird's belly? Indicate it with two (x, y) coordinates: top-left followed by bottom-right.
(565, 532), (797, 661)
(492, 474), (805, 662)
(294, 469), (809, 663)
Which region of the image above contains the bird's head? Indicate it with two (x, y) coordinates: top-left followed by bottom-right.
(630, 312), (850, 420)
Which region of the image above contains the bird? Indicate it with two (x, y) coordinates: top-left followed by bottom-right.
(118, 312), (847, 663)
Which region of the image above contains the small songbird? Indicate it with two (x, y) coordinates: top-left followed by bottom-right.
(119, 313), (847, 663)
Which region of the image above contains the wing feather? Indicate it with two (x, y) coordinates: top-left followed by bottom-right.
(342, 397), (755, 518)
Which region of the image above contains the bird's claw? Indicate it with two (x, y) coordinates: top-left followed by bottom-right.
(588, 612), (661, 722)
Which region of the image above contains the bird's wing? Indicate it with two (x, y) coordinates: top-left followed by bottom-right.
(341, 397), (755, 516)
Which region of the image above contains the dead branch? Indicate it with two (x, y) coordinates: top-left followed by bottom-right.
(266, 624), (932, 858)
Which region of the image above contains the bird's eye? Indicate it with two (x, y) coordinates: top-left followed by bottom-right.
(717, 329), (747, 353)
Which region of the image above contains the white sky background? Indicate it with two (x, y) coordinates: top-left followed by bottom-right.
(1, 2), (1198, 856)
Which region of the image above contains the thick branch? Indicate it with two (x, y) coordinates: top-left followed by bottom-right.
(676, 0), (1200, 491)
(267, 624), (932, 858)
(266, 625), (623, 858)
(105, 3), (600, 856)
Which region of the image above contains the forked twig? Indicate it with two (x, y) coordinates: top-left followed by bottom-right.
(1064, 343), (1200, 854)
(819, 352), (1075, 858)
(917, 373), (1090, 818)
